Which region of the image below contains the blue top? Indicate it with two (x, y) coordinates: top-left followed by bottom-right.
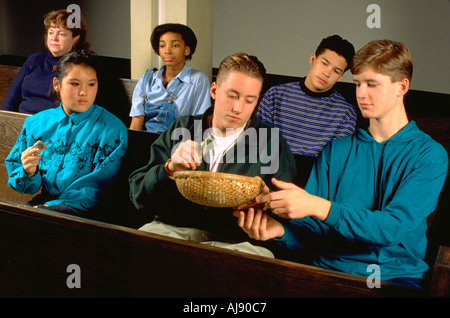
(257, 78), (356, 157)
(276, 121), (448, 281)
(129, 64), (211, 127)
(1, 52), (60, 114)
(5, 104), (128, 212)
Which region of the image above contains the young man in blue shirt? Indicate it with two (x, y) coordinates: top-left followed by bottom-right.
(235, 40), (448, 289)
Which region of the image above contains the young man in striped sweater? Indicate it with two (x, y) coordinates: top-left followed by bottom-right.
(257, 35), (356, 158)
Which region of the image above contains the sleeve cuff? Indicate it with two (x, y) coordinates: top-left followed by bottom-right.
(8, 167), (41, 193)
(322, 201), (341, 228)
(273, 220), (298, 248)
(129, 103), (144, 117)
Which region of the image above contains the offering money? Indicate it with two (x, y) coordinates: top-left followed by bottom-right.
(201, 137), (213, 156)
(32, 140), (47, 151)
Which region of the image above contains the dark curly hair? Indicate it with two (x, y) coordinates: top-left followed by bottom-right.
(315, 35), (355, 71)
(150, 23), (198, 60)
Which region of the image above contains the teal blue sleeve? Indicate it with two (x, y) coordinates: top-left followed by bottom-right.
(46, 128), (128, 211)
(5, 119), (43, 194)
(284, 139), (448, 247)
(323, 159), (448, 245)
(7, 165), (42, 194)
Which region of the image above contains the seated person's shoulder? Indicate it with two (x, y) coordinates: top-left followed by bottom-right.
(27, 106), (58, 122)
(418, 132), (449, 162)
(272, 81), (300, 90)
(189, 69), (210, 83)
(23, 52), (50, 66)
(97, 106), (128, 131)
(27, 52), (48, 60)
(264, 81), (302, 98)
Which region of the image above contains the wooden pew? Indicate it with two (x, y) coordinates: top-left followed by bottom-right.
(0, 200), (432, 298)
(1, 108), (449, 297)
(0, 64), (20, 106)
(0, 110), (36, 204)
(1, 65), (449, 297)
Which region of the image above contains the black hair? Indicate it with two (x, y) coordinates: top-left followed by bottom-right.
(150, 23), (198, 60)
(315, 35), (355, 71)
(51, 50), (99, 101)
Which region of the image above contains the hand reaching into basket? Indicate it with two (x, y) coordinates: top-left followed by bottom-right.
(167, 140), (203, 175)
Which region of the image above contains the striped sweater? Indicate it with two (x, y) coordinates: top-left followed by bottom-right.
(257, 78), (356, 157)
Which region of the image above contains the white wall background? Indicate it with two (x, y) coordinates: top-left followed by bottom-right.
(212, 0), (450, 94)
(1, 0), (449, 94)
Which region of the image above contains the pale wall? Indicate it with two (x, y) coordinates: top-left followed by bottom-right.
(212, 0), (450, 94)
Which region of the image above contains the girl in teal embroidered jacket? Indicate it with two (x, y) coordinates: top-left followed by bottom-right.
(5, 50), (127, 215)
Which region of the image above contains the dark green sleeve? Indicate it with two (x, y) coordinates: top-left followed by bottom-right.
(128, 124), (176, 212)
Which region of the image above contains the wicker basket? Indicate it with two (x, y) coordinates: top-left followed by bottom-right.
(173, 170), (265, 208)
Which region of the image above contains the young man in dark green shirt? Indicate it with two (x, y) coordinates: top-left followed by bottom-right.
(129, 52), (297, 257)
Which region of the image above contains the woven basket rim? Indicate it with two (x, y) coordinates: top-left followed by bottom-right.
(173, 170), (266, 207)
(173, 170), (264, 185)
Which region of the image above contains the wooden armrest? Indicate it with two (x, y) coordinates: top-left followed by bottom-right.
(429, 245), (450, 297)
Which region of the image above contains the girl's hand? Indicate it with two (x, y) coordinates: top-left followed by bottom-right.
(20, 147), (42, 177)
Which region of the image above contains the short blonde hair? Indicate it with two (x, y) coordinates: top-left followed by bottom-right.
(216, 52), (267, 88)
(351, 39), (413, 82)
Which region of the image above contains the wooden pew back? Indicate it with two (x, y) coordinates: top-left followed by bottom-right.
(1, 64), (449, 297)
(1, 107), (448, 297)
(0, 64), (20, 106)
(0, 200), (425, 297)
(0, 110), (37, 204)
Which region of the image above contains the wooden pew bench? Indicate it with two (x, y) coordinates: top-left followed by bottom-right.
(1, 108), (449, 297)
(1, 200), (435, 298)
(1, 65), (449, 297)
(0, 110), (36, 204)
(0, 64), (20, 106)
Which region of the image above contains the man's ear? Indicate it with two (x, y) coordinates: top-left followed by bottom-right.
(397, 78), (410, 97)
(210, 82), (217, 100)
(184, 45), (191, 57)
(309, 53), (317, 65)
